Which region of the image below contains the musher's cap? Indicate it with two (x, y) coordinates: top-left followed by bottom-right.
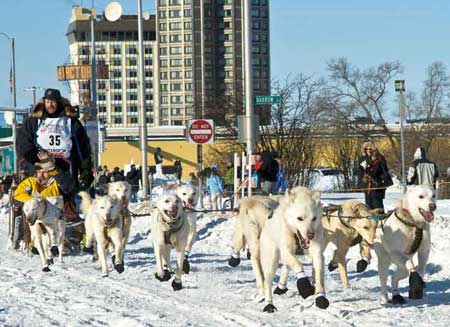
(43, 88), (62, 102)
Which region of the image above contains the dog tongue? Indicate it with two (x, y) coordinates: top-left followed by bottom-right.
(424, 211), (434, 223)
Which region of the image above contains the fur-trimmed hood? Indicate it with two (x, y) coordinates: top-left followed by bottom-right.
(31, 97), (77, 118)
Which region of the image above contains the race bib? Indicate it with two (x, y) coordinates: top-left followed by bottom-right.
(36, 117), (72, 159)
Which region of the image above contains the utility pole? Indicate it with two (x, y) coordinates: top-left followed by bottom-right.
(243, 0), (254, 196)
(395, 80), (407, 194)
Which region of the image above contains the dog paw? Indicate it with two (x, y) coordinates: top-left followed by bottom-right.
(273, 286), (288, 295)
(228, 256), (241, 267)
(172, 279), (183, 291)
(263, 303), (277, 313)
(328, 261), (338, 272)
(315, 296), (330, 309)
(114, 263), (125, 274)
(409, 272), (424, 299)
(82, 246), (94, 255)
(42, 266), (51, 272)
(356, 259), (368, 273)
(390, 294), (407, 305)
(182, 258), (190, 274)
(297, 277), (315, 299)
(102, 273), (109, 278)
(50, 245), (59, 257)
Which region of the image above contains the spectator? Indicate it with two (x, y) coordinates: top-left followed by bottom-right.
(407, 147), (439, 189)
(111, 167), (125, 182)
(98, 170), (111, 195)
(154, 147), (163, 177)
(358, 141), (393, 213)
(174, 160), (182, 181)
(255, 151), (279, 195)
(206, 167), (224, 211)
(277, 160), (288, 193)
(126, 164), (140, 202)
(188, 172), (198, 186)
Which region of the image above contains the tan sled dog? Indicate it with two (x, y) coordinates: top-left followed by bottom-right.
(321, 200), (378, 288)
(108, 181), (132, 262)
(22, 195), (65, 272)
(79, 192), (124, 277)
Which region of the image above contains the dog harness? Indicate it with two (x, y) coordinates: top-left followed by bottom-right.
(159, 213), (185, 246)
(393, 209), (423, 255)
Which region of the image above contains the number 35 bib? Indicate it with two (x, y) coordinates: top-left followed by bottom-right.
(36, 117), (72, 159)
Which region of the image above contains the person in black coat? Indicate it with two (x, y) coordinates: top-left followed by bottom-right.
(255, 151), (279, 195)
(16, 88), (93, 191)
(358, 141), (393, 213)
(126, 164), (140, 202)
(154, 147), (163, 177)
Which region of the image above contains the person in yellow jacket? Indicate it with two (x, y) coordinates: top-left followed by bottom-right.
(12, 158), (62, 249)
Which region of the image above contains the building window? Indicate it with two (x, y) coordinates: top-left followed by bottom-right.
(170, 34), (181, 42)
(160, 83), (168, 92)
(170, 22), (182, 30)
(145, 94), (153, 101)
(169, 10), (181, 18)
(145, 47), (152, 54)
(99, 106), (107, 113)
(145, 59), (152, 66)
(171, 59), (182, 67)
(161, 96), (168, 104)
(114, 105), (122, 113)
(160, 72), (168, 80)
(159, 11), (167, 18)
(184, 58), (192, 66)
(171, 71), (182, 79)
(113, 59), (121, 66)
(114, 116), (122, 124)
(184, 46), (192, 54)
(98, 94), (106, 101)
(112, 82), (122, 89)
(171, 83), (182, 91)
(160, 59), (168, 67)
(112, 47), (121, 55)
(112, 70), (121, 78)
(130, 117), (138, 124)
(170, 47), (182, 55)
(128, 105), (138, 112)
(185, 83), (192, 91)
(184, 34), (192, 42)
(145, 82), (153, 89)
(159, 0), (167, 5)
(185, 70), (192, 78)
(160, 35), (167, 43)
(112, 93), (122, 101)
(127, 70), (137, 78)
(128, 47), (137, 55)
(128, 58), (137, 66)
(169, 0), (181, 4)
(184, 21), (192, 29)
(184, 9), (192, 17)
(171, 96), (182, 104)
(160, 47), (167, 56)
(128, 93), (138, 101)
(128, 81), (137, 89)
(159, 23), (167, 30)
(185, 95), (193, 103)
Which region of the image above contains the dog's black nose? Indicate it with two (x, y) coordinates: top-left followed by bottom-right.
(307, 232), (315, 240)
(429, 203), (437, 212)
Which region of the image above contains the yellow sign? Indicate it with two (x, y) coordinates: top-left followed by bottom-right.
(57, 65), (109, 81)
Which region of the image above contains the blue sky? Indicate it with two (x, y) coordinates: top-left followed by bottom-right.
(1, 0), (450, 115)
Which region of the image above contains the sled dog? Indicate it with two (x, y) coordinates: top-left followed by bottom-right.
(22, 195), (65, 271)
(259, 187), (329, 312)
(79, 192), (124, 277)
(175, 183), (200, 273)
(150, 193), (189, 291)
(108, 181), (132, 262)
(374, 185), (436, 304)
(321, 200), (378, 288)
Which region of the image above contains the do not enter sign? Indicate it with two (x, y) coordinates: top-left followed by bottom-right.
(187, 119), (215, 144)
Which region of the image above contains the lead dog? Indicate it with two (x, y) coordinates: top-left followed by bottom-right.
(108, 181), (132, 263)
(175, 184), (200, 273)
(22, 195), (65, 272)
(259, 187), (328, 312)
(79, 192), (124, 277)
(150, 193), (189, 291)
(374, 185), (436, 304)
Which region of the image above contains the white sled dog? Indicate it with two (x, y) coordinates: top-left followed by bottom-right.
(259, 187), (328, 312)
(321, 200), (378, 289)
(374, 185), (436, 305)
(79, 192), (124, 277)
(108, 181), (132, 263)
(150, 193), (189, 291)
(175, 183), (200, 274)
(22, 195), (65, 272)
(227, 196), (279, 298)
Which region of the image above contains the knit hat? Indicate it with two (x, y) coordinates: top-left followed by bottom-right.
(35, 157), (56, 172)
(43, 88), (62, 102)
(362, 141), (376, 151)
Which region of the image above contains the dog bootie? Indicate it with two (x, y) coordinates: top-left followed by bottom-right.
(297, 277), (315, 299)
(390, 294), (406, 305)
(114, 263), (125, 274)
(328, 261), (338, 272)
(356, 259), (369, 273)
(246, 249), (251, 260)
(228, 256), (241, 267)
(50, 245), (59, 257)
(172, 279), (183, 291)
(315, 295), (329, 309)
(183, 257), (190, 274)
(263, 303), (277, 313)
(409, 271), (424, 299)
(31, 247), (39, 255)
(274, 285), (288, 295)
(155, 269), (172, 282)
(42, 266), (51, 272)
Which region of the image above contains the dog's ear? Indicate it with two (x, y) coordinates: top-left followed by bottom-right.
(311, 191), (321, 204)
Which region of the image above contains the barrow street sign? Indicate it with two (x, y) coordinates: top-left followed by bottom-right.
(254, 95), (281, 105)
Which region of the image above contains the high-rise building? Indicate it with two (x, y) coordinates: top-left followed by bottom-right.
(66, 1), (270, 133)
(156, 0), (271, 126)
(66, 6), (157, 134)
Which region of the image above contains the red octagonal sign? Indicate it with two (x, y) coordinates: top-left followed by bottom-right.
(188, 119), (214, 144)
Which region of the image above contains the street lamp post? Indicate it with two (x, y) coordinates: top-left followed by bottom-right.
(0, 32), (17, 174)
(24, 86), (44, 107)
(395, 80), (407, 194)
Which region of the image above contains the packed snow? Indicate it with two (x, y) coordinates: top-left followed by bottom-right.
(0, 184), (449, 326)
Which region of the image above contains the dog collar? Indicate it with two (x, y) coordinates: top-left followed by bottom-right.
(394, 209), (423, 255)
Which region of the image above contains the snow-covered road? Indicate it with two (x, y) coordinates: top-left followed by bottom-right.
(0, 191), (449, 326)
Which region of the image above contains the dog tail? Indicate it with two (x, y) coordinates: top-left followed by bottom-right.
(78, 191), (92, 216)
